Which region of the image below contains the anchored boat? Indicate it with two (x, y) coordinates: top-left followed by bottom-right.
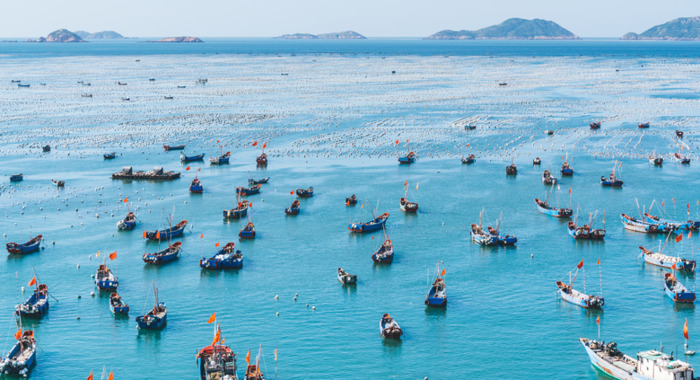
(345, 194), (357, 206)
(372, 234), (394, 264)
(337, 268), (357, 285)
(181, 152), (205, 162)
(639, 245), (695, 273)
(675, 152), (691, 164)
(285, 200), (301, 215)
(589, 122), (601, 130)
(542, 169), (557, 185)
(0, 329), (36, 377)
(145, 220), (188, 241)
(197, 331), (238, 380)
(400, 181), (418, 213)
(6, 235), (42, 255)
(244, 346), (265, 380)
(639, 122), (650, 128)
(556, 260), (604, 309)
(200, 242), (243, 269)
(425, 263), (447, 307)
(136, 283), (167, 329)
(398, 150), (416, 164)
(534, 188), (573, 218)
(461, 154), (475, 164)
(567, 208), (605, 240)
(109, 293), (129, 316)
(164, 144), (186, 151)
(248, 177), (269, 185)
(295, 187), (313, 198)
(209, 151), (231, 165)
(236, 184), (261, 196)
(190, 177), (203, 193)
(561, 161), (574, 176)
(104, 152), (117, 160)
(620, 213), (675, 234)
(95, 263), (118, 291)
(143, 241), (182, 265)
(532, 157), (541, 165)
(10, 173), (23, 182)
(112, 166), (180, 181)
(600, 161), (623, 187)
(664, 272), (695, 303)
(223, 200), (249, 219)
(379, 314), (402, 340)
(349, 212), (389, 233)
(117, 211), (137, 230)
(16, 280), (49, 318)
(239, 222), (256, 239)
(506, 163), (517, 175)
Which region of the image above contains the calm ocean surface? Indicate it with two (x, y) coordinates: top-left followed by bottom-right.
(1, 39), (700, 379)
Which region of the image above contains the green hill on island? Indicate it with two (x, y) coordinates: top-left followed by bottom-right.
(75, 30), (124, 39)
(276, 31), (366, 39)
(622, 17), (700, 40)
(427, 18), (578, 40)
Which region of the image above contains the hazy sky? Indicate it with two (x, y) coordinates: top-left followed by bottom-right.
(1, 0), (698, 38)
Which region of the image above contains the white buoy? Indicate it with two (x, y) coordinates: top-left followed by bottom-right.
(21, 287), (25, 293)
(90, 291), (95, 297)
(76, 316), (80, 320)
(76, 264), (80, 268)
(274, 295), (279, 300)
(276, 312), (279, 317)
(312, 306), (316, 311)
(531, 254), (534, 258)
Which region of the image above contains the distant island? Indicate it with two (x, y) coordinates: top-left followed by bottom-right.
(75, 30), (124, 39)
(154, 36), (203, 43)
(622, 16), (700, 40)
(276, 31), (366, 39)
(426, 18), (578, 40)
(27, 29), (85, 43)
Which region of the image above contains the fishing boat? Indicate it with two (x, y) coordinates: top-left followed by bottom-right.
(542, 169), (557, 185)
(256, 153), (268, 166)
(296, 187), (313, 198)
(644, 213), (699, 231)
(349, 212), (389, 233)
(461, 154), (476, 164)
(0, 330), (36, 377)
(236, 184), (262, 196)
(337, 268), (357, 285)
(589, 122), (601, 130)
(649, 155), (663, 166)
(10, 173), (23, 182)
(532, 157), (541, 165)
(223, 201), (249, 219)
(95, 264), (118, 291)
(181, 152), (205, 162)
(639, 246), (696, 272)
(345, 194), (357, 206)
(42, 145), (50, 152)
(244, 346), (265, 380)
(471, 223), (495, 246)
(17, 83), (30, 88)
(580, 338), (694, 380)
(164, 144), (185, 151)
(285, 200), (301, 215)
(664, 272), (695, 303)
(372, 236), (394, 263)
(506, 163), (517, 175)
(200, 242), (243, 269)
(676, 130), (684, 138)
(103, 152), (117, 160)
(197, 341), (238, 380)
(145, 220), (188, 241)
(190, 177), (203, 193)
(638, 122), (650, 128)
(51, 179), (65, 187)
(6, 235), (42, 254)
(556, 261), (604, 309)
(465, 124), (477, 130)
(16, 282), (49, 318)
(239, 222), (256, 239)
(398, 151), (416, 164)
(675, 152), (691, 164)
(600, 161), (623, 187)
(399, 181), (418, 213)
(209, 151), (231, 165)
(136, 284), (167, 329)
(117, 211), (137, 230)
(143, 241), (182, 265)
(379, 314), (402, 340)
(568, 209), (605, 240)
(620, 213), (675, 233)
(248, 177), (269, 185)
(425, 263), (447, 307)
(545, 130), (554, 135)
(534, 192), (573, 218)
(487, 226), (517, 246)
(112, 166), (181, 181)
(561, 162), (574, 176)
(109, 293), (129, 316)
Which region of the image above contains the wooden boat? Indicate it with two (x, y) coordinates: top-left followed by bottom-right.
(10, 173), (23, 182)
(372, 238), (394, 263)
(181, 152), (205, 162)
(197, 342), (238, 380)
(164, 96), (174, 99)
(95, 264), (118, 291)
(532, 157), (541, 165)
(109, 293), (129, 316)
(117, 211), (137, 230)
(17, 83), (30, 88)
(534, 197), (573, 218)
(461, 154), (475, 164)
(103, 152), (117, 160)
(506, 163), (517, 175)
(644, 212), (699, 231)
(560, 162), (574, 176)
(200, 242), (243, 269)
(112, 166), (180, 181)
(51, 179), (65, 187)
(244, 346), (265, 380)
(620, 213), (675, 233)
(399, 182), (418, 213)
(164, 144), (185, 151)
(639, 246), (696, 273)
(236, 184), (262, 196)
(349, 212), (389, 233)
(589, 122), (601, 130)
(471, 223), (496, 246)
(296, 187), (313, 198)
(0, 330), (36, 376)
(143, 241), (182, 265)
(6, 235), (42, 254)
(542, 169), (557, 185)
(223, 200), (249, 219)
(345, 194), (357, 206)
(209, 151), (231, 165)
(398, 151), (416, 164)
(600, 161), (623, 187)
(568, 209), (605, 240)
(136, 284), (167, 329)
(379, 314), (402, 340)
(487, 226), (517, 246)
(664, 272), (695, 303)
(676, 130), (684, 138)
(248, 177), (269, 185)
(146, 220), (188, 241)
(239, 222), (256, 239)
(545, 130), (554, 135)
(285, 200), (301, 215)
(337, 268), (357, 285)
(464, 124), (477, 130)
(638, 122), (650, 128)
(42, 145), (50, 152)
(649, 155), (663, 166)
(425, 263), (447, 307)
(556, 261), (604, 309)
(16, 283), (49, 318)
(580, 338), (694, 380)
(190, 177), (203, 193)
(256, 153), (268, 165)
(675, 152), (691, 164)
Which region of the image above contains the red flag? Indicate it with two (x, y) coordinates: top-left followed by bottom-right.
(673, 197), (675, 205)
(676, 234), (683, 243)
(142, 231), (147, 239)
(568, 188), (571, 195)
(87, 370), (93, 380)
(577, 260), (584, 269)
(466, 143), (470, 147)
(689, 230), (693, 239)
(662, 200), (665, 206)
(684, 318), (689, 340)
(596, 316), (600, 325)
(186, 166), (191, 171)
(249, 202), (253, 207)
(14, 329), (21, 340)
(406, 139), (409, 143)
(263, 142), (267, 149)
(108, 371), (113, 380)
(28, 276), (36, 286)
(672, 263), (677, 270)
(252, 141), (258, 147)
(403, 180), (407, 187)
(290, 191), (294, 195)
(215, 242), (220, 247)
(246, 349), (251, 364)
(216, 140), (220, 143)
(395, 140), (399, 145)
(109, 251), (117, 260)
(207, 313), (216, 324)
(440, 269), (446, 276)
(123, 197), (128, 203)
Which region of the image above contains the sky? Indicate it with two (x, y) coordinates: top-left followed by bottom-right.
(1, 0), (699, 38)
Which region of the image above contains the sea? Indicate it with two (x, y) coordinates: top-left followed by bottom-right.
(1, 38), (700, 379)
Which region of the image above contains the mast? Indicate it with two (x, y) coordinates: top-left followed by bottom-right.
(496, 213), (502, 234)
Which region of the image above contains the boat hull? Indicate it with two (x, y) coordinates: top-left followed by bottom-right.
(580, 339), (633, 380)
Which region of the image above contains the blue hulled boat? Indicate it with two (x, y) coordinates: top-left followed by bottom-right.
(200, 242), (243, 269)
(104, 152), (117, 160)
(664, 272), (695, 303)
(488, 226), (517, 245)
(117, 212), (137, 230)
(542, 169), (557, 185)
(6, 235), (42, 254)
(223, 200), (249, 219)
(372, 239), (394, 263)
(535, 198), (573, 218)
(143, 241), (181, 265)
(109, 293), (129, 316)
(425, 263), (447, 307)
(461, 154), (476, 164)
(236, 184), (261, 196)
(644, 212), (699, 231)
(136, 285), (167, 330)
(164, 144), (185, 151)
(95, 264), (118, 291)
(16, 283), (49, 318)
(248, 177), (269, 185)
(146, 220), (187, 241)
(209, 151), (231, 165)
(0, 330), (36, 377)
(285, 200), (301, 215)
(181, 152), (205, 162)
(239, 222), (256, 239)
(601, 161), (623, 187)
(398, 151), (416, 164)
(190, 177), (203, 193)
(620, 213), (675, 234)
(639, 246), (695, 273)
(9, 173), (23, 182)
(561, 162), (574, 176)
(471, 223), (495, 246)
(349, 212), (389, 233)
(296, 187), (313, 198)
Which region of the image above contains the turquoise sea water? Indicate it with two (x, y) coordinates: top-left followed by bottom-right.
(1, 39), (700, 379)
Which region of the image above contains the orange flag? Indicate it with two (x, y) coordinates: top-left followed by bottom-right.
(689, 230), (693, 239)
(568, 188), (571, 195)
(395, 140), (399, 145)
(596, 258), (600, 265)
(263, 142), (267, 149)
(596, 316), (600, 325)
(406, 139), (409, 143)
(28, 276), (36, 286)
(676, 233), (683, 243)
(252, 141), (258, 147)
(221, 337), (225, 345)
(577, 260), (584, 269)
(215, 242), (220, 247)
(274, 348), (277, 361)
(142, 231), (147, 239)
(108, 371), (113, 380)
(662, 200), (665, 206)
(672, 263), (677, 270)
(673, 197), (675, 205)
(207, 313), (216, 324)
(156, 231), (161, 240)
(109, 251), (117, 260)
(200, 233), (204, 238)
(684, 318), (689, 340)
(403, 180), (407, 187)
(123, 197), (128, 203)
(14, 329), (21, 340)
(186, 166), (191, 171)
(246, 349), (251, 364)
(87, 370), (93, 380)
(466, 143), (470, 147)
(249, 202), (253, 208)
(440, 269), (446, 276)
(212, 329), (221, 345)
